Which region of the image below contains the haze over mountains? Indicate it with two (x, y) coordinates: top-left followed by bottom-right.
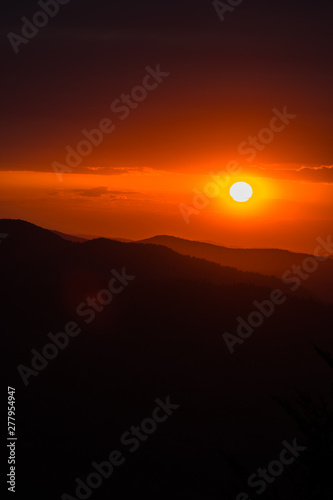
(53, 228), (333, 304)
(139, 236), (333, 304)
(2, 219), (333, 499)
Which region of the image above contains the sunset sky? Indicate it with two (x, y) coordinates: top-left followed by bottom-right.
(1, 0), (332, 253)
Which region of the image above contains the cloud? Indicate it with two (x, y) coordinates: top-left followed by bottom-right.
(51, 187), (142, 199)
(243, 164), (333, 183)
(76, 166), (136, 176)
(0, 164), (145, 175)
(294, 165), (333, 183)
(73, 187), (111, 197)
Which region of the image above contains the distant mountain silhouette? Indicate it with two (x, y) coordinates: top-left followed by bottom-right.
(0, 219), (308, 296)
(2, 219), (333, 499)
(53, 229), (133, 243)
(52, 230), (88, 243)
(139, 235), (333, 304)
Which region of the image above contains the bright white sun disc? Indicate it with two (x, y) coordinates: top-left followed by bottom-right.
(229, 182), (253, 202)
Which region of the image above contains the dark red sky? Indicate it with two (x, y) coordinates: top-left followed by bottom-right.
(1, 0), (333, 171)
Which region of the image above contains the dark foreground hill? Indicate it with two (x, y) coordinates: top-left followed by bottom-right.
(1, 220), (333, 500)
(139, 235), (333, 304)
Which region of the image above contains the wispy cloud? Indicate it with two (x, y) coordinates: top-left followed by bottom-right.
(243, 164), (333, 183)
(55, 187), (141, 199)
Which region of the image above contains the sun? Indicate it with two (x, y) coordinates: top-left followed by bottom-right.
(230, 182), (253, 202)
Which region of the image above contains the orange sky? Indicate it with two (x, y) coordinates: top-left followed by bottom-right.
(1, 164), (332, 253)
